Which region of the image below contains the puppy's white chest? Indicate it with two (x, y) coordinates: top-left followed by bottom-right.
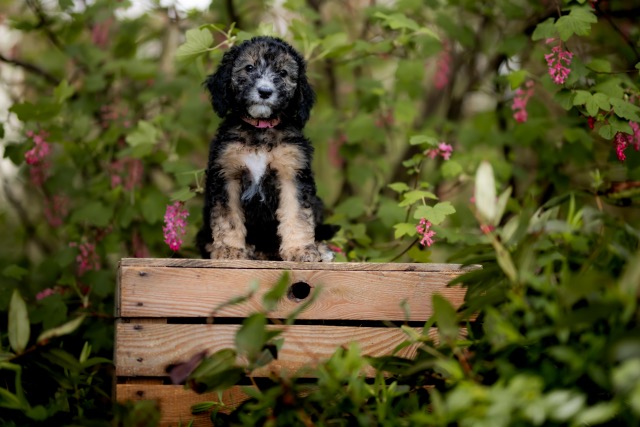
(243, 151), (269, 183)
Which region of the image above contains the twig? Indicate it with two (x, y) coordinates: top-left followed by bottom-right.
(0, 53), (60, 85)
(595, 2), (640, 62)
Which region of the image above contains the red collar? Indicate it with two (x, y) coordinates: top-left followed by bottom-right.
(242, 116), (281, 129)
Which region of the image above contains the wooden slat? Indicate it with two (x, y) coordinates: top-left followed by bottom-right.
(119, 266), (465, 320)
(117, 384), (248, 427)
(116, 323), (425, 378)
(120, 257), (479, 272)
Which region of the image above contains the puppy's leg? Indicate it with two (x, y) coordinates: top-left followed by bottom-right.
(275, 176), (321, 262)
(208, 179), (251, 260)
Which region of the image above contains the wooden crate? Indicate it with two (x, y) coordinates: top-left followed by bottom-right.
(115, 258), (473, 426)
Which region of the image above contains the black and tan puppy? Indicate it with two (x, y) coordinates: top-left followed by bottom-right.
(197, 36), (336, 261)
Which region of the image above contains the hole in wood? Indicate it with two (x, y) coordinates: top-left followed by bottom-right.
(288, 282), (311, 301)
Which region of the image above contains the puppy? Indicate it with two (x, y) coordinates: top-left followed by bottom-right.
(196, 36), (336, 262)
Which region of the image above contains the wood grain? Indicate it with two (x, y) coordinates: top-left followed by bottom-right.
(116, 384), (248, 427)
(120, 257), (480, 272)
(116, 323), (427, 378)
(119, 266), (466, 320)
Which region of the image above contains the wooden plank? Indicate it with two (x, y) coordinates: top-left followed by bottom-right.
(115, 323), (425, 378)
(116, 384), (248, 427)
(120, 257), (479, 272)
(119, 266), (465, 320)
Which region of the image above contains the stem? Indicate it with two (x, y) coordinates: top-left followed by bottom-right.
(0, 53), (60, 86)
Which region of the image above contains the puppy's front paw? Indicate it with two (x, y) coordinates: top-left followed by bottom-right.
(209, 243), (250, 260)
(280, 244), (321, 262)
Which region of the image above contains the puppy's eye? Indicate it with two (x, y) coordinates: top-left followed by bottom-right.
(245, 64), (255, 72)
(279, 69), (288, 78)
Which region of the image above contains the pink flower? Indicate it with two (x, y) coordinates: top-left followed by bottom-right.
(109, 157), (144, 190)
(24, 130), (51, 186)
(416, 218), (436, 247)
(424, 142), (454, 160)
(69, 241), (101, 276)
(43, 195), (70, 228)
(36, 288), (57, 301)
(163, 201), (189, 251)
(438, 142), (453, 160)
(434, 40), (451, 90)
(613, 123), (640, 162)
(544, 40), (573, 85)
(512, 80), (534, 123)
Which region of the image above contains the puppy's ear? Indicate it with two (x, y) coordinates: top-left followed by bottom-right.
(285, 49), (315, 127)
(203, 46), (239, 118)
(293, 70), (316, 127)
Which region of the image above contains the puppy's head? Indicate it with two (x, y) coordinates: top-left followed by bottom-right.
(204, 36), (315, 127)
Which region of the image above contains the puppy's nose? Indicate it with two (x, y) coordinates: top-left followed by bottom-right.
(257, 87), (273, 99)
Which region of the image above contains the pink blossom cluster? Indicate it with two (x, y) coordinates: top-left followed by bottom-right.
(69, 241), (101, 276)
(416, 218), (436, 247)
(36, 287), (64, 301)
(109, 157), (144, 190)
(163, 201), (189, 251)
(24, 130), (51, 186)
(100, 104), (131, 129)
(613, 121), (640, 162)
(43, 195), (70, 228)
(425, 142), (454, 160)
(434, 41), (451, 90)
(512, 80), (535, 123)
(545, 39), (573, 85)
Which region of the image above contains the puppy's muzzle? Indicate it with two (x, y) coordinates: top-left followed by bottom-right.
(258, 87), (273, 99)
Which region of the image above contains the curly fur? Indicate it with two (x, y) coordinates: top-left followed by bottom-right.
(197, 36), (337, 261)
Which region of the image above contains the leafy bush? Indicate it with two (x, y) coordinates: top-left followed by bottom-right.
(0, 0), (639, 425)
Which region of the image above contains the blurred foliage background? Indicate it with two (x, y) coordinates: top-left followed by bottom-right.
(0, 0), (639, 425)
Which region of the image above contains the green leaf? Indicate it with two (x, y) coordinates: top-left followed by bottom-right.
(374, 12), (419, 31)
(474, 161), (496, 224)
(9, 101), (60, 121)
(54, 79), (74, 103)
(491, 237), (518, 283)
(235, 313), (268, 362)
(441, 160), (463, 179)
(507, 70), (527, 90)
(176, 28), (214, 62)
(572, 90), (591, 106)
(141, 190), (167, 224)
(598, 124), (615, 139)
(3, 265), (28, 280)
(409, 135), (438, 146)
(432, 294), (458, 343)
(493, 187), (512, 227)
(126, 120), (159, 147)
(170, 187), (196, 202)
(8, 290), (30, 354)
(636, 62), (640, 70)
(71, 201), (113, 227)
(588, 58), (612, 73)
(334, 197), (366, 219)
(532, 18), (556, 41)
(394, 222), (417, 239)
(25, 405), (48, 421)
(555, 7), (597, 41)
(262, 272), (290, 312)
(388, 182), (410, 193)
(554, 90), (575, 110)
(592, 93), (610, 111)
(610, 98), (640, 122)
(37, 315), (85, 344)
(399, 190), (438, 207)
(413, 202), (456, 225)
